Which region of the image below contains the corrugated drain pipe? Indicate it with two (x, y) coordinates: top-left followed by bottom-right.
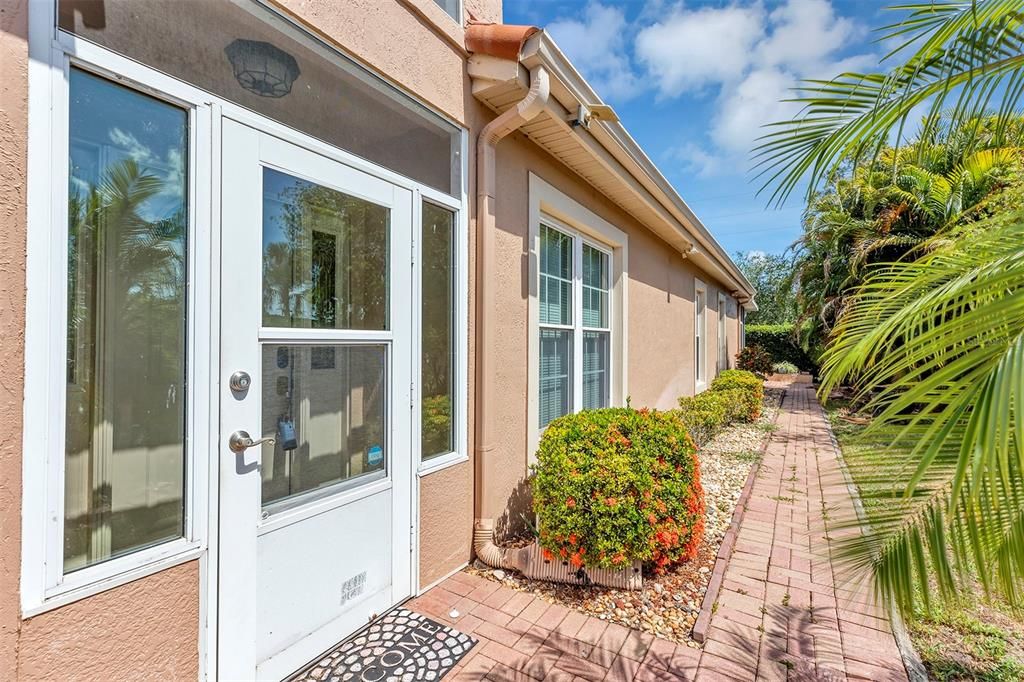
(474, 65), (550, 566)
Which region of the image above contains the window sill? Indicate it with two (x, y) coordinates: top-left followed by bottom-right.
(24, 540), (203, 618)
(418, 451), (469, 477)
(695, 381), (708, 394)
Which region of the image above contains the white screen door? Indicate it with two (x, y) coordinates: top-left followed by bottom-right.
(218, 119), (413, 681)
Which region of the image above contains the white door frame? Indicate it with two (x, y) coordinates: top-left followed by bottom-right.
(218, 115), (415, 681)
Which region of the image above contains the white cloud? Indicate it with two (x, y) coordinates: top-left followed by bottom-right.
(635, 4), (765, 96)
(755, 0), (864, 72)
(631, 0), (877, 163)
(543, 0), (878, 170)
(712, 67), (799, 155)
(669, 142), (724, 178)
(547, 3), (642, 100)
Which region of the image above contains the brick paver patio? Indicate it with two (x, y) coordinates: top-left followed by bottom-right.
(407, 383), (908, 681)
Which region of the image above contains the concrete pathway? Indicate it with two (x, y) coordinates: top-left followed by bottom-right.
(408, 383), (908, 681)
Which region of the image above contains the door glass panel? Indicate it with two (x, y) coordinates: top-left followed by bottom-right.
(421, 202), (455, 460)
(262, 168), (389, 330)
(64, 69), (188, 572)
(261, 344), (387, 508)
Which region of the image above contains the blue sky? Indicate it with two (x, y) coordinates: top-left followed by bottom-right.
(502, 0), (896, 258)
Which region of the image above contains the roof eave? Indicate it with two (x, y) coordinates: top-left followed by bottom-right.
(466, 26), (757, 304)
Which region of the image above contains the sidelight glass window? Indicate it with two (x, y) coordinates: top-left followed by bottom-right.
(538, 224), (612, 427)
(420, 202), (455, 460)
(64, 69), (188, 572)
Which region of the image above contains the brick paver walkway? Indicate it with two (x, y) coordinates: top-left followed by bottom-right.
(408, 383), (908, 681)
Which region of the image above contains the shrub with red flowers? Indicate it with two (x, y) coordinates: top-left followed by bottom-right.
(735, 345), (773, 378)
(531, 407), (705, 574)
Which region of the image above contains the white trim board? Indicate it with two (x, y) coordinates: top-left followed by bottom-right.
(526, 173), (629, 462)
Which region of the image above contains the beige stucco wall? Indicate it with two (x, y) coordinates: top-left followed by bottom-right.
(17, 562), (200, 681)
(0, 0), (28, 675)
(478, 128), (741, 524)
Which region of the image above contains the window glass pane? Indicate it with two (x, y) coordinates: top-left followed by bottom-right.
(263, 168), (389, 330)
(583, 331), (610, 410)
(539, 329), (573, 427)
(261, 345), (387, 507)
(421, 202), (455, 460)
(64, 69), (188, 572)
(582, 244), (609, 329)
(718, 295), (728, 371)
(431, 0), (459, 19)
(695, 291), (705, 382)
(59, 0), (461, 195)
(539, 225), (572, 326)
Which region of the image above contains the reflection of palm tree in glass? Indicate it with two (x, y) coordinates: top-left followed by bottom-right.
(66, 158), (187, 567)
(262, 175), (388, 331)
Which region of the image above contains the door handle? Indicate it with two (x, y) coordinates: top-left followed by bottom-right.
(229, 430), (276, 453)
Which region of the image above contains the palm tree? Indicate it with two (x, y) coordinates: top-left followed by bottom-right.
(789, 136), (1017, 355)
(757, 0), (1024, 614)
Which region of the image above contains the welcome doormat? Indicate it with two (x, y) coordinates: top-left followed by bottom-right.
(291, 608), (476, 682)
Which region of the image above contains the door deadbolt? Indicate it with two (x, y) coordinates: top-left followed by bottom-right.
(229, 370), (251, 392)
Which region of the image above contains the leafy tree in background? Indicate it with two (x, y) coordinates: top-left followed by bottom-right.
(757, 0), (1024, 616)
(733, 251), (796, 325)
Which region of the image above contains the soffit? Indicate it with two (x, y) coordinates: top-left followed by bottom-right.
(468, 31), (757, 304)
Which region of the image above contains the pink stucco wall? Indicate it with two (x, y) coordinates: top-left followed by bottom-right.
(17, 562), (200, 681)
(0, 0), (28, 675)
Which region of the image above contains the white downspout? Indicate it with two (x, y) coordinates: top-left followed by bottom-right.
(474, 65), (550, 556)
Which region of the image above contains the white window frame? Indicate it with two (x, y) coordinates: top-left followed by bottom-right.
(694, 278), (708, 392)
(23, 22), (215, 617)
(415, 188), (470, 477)
(717, 292), (728, 373)
(528, 174), (628, 461)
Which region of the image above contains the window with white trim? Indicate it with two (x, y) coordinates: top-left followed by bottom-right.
(538, 224), (612, 427)
(695, 280), (707, 388)
(717, 292), (728, 373)
(65, 68), (190, 572)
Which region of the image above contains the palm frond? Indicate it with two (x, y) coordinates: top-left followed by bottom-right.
(820, 210), (1024, 613)
(755, 0), (1024, 205)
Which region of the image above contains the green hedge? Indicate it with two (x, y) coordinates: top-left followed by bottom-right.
(746, 324), (816, 371)
(710, 369), (763, 421)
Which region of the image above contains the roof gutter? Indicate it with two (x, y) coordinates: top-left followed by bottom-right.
(517, 34), (757, 307)
(468, 24), (550, 525)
